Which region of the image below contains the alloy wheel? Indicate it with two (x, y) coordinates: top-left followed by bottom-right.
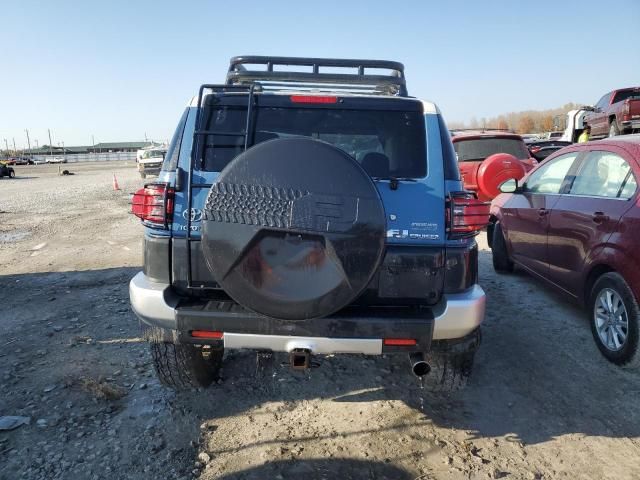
(594, 288), (628, 351)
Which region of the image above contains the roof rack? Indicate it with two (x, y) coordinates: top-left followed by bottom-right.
(226, 56), (408, 97)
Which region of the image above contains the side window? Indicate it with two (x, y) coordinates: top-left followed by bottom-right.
(596, 93), (610, 110)
(525, 153), (578, 194)
(162, 108), (189, 171)
(569, 151), (637, 199)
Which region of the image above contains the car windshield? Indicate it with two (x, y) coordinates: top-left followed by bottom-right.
(612, 89), (640, 103)
(454, 137), (529, 161)
(200, 105), (427, 178)
(141, 150), (164, 159)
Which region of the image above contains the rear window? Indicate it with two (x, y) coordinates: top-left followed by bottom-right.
(612, 89), (640, 104)
(199, 106), (426, 178)
(453, 137), (529, 162)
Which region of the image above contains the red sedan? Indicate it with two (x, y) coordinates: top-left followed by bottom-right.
(488, 135), (640, 366)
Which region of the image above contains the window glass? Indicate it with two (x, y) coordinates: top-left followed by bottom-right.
(596, 93), (610, 109)
(454, 137), (529, 161)
(569, 151), (636, 199)
(200, 106), (427, 177)
(525, 153), (578, 194)
(162, 108), (188, 171)
(612, 89), (640, 104)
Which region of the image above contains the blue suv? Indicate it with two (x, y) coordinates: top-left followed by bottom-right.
(129, 56), (486, 391)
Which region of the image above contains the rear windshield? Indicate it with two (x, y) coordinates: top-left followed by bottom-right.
(612, 89), (640, 104)
(453, 137), (529, 162)
(199, 106), (426, 178)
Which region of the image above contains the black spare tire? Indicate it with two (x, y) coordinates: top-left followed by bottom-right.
(201, 138), (386, 320)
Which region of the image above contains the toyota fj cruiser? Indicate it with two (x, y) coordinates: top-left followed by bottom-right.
(130, 56), (487, 392)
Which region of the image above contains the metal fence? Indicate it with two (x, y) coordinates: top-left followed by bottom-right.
(32, 152), (137, 163)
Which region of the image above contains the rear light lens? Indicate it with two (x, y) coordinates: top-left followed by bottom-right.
(623, 101), (630, 121)
(190, 330), (223, 339)
(131, 183), (174, 228)
(290, 95), (338, 104)
(447, 192), (490, 239)
(383, 338), (417, 346)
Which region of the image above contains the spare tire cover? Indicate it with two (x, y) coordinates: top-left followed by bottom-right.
(476, 153), (527, 201)
(201, 138), (386, 320)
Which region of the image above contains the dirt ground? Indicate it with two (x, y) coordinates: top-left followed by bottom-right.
(1, 162), (639, 480)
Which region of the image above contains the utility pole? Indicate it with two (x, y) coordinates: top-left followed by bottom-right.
(12, 137), (16, 155)
(48, 129), (54, 158)
(25, 129), (31, 156)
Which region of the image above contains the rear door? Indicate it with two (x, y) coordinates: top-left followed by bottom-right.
(546, 148), (638, 295)
(590, 93), (611, 137)
(501, 152), (580, 276)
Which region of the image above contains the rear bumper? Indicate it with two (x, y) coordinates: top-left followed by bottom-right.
(129, 272), (485, 354)
(621, 119), (640, 130)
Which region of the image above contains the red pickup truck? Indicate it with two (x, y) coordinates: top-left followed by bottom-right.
(584, 87), (640, 138)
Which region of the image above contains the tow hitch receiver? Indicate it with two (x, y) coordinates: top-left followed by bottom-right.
(290, 349), (311, 370)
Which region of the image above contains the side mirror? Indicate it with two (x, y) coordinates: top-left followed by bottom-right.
(499, 178), (519, 193)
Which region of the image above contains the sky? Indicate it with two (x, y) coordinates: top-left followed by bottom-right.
(1, 0), (639, 148)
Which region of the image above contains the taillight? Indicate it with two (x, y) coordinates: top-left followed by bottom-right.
(290, 95), (338, 104)
(131, 183), (174, 228)
(447, 192), (490, 239)
(623, 101), (630, 121)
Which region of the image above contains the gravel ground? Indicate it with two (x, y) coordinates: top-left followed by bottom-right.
(1, 162), (639, 480)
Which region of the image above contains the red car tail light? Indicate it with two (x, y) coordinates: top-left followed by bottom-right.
(447, 192), (490, 239)
(623, 100), (630, 121)
(290, 95), (338, 104)
(131, 183), (174, 228)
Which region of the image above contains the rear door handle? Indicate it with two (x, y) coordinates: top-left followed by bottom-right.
(592, 212), (610, 223)
(538, 208), (549, 217)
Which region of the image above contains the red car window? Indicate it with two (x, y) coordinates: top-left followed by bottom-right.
(454, 138), (529, 161)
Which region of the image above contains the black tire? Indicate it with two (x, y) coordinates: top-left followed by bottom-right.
(609, 119), (620, 137)
(423, 329), (481, 392)
(588, 272), (640, 368)
(491, 222), (514, 273)
(150, 342), (223, 390)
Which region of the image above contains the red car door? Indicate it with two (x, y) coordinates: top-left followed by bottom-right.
(588, 93), (611, 137)
(501, 152), (580, 276)
(546, 147), (638, 296)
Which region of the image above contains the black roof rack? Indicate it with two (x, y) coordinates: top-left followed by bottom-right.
(226, 56), (408, 97)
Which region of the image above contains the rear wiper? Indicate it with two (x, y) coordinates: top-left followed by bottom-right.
(371, 176), (417, 190)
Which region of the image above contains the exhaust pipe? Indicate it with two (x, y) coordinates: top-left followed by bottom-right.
(409, 352), (431, 377)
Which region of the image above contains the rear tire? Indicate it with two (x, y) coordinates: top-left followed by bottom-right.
(588, 273), (640, 368)
(150, 342), (223, 390)
(491, 222), (514, 273)
(609, 120), (620, 137)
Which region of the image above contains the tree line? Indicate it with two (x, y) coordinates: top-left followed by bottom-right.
(448, 103), (581, 134)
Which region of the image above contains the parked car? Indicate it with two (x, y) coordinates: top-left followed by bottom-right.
(488, 134), (640, 367)
(129, 55), (488, 392)
(46, 156), (67, 164)
(452, 131), (538, 201)
(0, 163), (15, 178)
(527, 140), (572, 162)
(584, 87), (640, 139)
(7, 157), (34, 165)
(135, 146), (166, 179)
